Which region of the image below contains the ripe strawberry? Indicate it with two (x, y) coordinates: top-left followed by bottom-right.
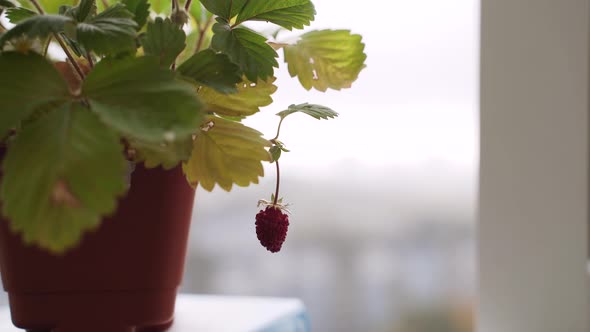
(255, 206), (289, 253)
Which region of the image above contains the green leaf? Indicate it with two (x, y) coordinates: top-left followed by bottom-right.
(272, 139), (289, 152)
(0, 104), (128, 253)
(284, 29), (367, 91)
(0, 14), (73, 48)
(122, 0), (149, 29)
(269, 145), (281, 162)
(177, 49), (242, 94)
(183, 116), (271, 191)
(74, 3), (137, 56)
(277, 103), (338, 120)
(92, 3), (132, 18)
(198, 0), (247, 20)
(0, 52), (71, 140)
(211, 21), (277, 81)
(198, 77), (276, 117)
(130, 137), (193, 169)
(68, 0), (96, 22)
(236, 0), (315, 30)
(83, 56), (205, 143)
(0, 0), (17, 8)
(141, 17), (186, 67)
(5, 7), (37, 24)
(58, 4), (72, 15)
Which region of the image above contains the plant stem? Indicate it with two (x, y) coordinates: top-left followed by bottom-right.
(86, 51), (94, 68)
(272, 117), (286, 141)
(28, 0), (86, 80)
(43, 36), (52, 57)
(170, 0), (191, 70)
(195, 15), (214, 53)
(28, 0), (44, 14)
(184, 0), (192, 11)
(55, 34), (85, 80)
(273, 160), (280, 205)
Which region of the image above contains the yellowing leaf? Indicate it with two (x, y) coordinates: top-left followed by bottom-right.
(284, 29), (367, 92)
(130, 137), (193, 170)
(183, 116), (271, 191)
(198, 77), (277, 117)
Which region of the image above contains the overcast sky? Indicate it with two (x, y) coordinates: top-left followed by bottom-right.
(244, 0), (480, 170)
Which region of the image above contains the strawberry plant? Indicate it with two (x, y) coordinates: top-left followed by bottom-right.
(0, 0), (366, 253)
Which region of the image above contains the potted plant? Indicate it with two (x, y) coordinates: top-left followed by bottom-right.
(0, 0), (366, 330)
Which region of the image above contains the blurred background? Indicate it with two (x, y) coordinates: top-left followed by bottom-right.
(185, 0), (479, 331)
(0, 0), (479, 331)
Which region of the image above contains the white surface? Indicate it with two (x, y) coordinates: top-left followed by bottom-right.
(0, 294), (308, 332)
(479, 1), (589, 332)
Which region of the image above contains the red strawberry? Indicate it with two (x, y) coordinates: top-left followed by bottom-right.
(255, 206), (289, 253)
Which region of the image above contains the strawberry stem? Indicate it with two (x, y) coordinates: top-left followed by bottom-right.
(28, 0), (86, 80)
(272, 117), (286, 141)
(273, 160), (280, 205)
(195, 15), (214, 53)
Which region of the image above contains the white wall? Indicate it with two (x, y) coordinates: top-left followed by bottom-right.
(479, 1), (589, 331)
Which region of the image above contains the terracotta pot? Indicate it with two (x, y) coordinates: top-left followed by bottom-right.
(0, 150), (196, 332)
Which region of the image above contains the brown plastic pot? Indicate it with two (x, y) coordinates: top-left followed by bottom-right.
(0, 149), (196, 332)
